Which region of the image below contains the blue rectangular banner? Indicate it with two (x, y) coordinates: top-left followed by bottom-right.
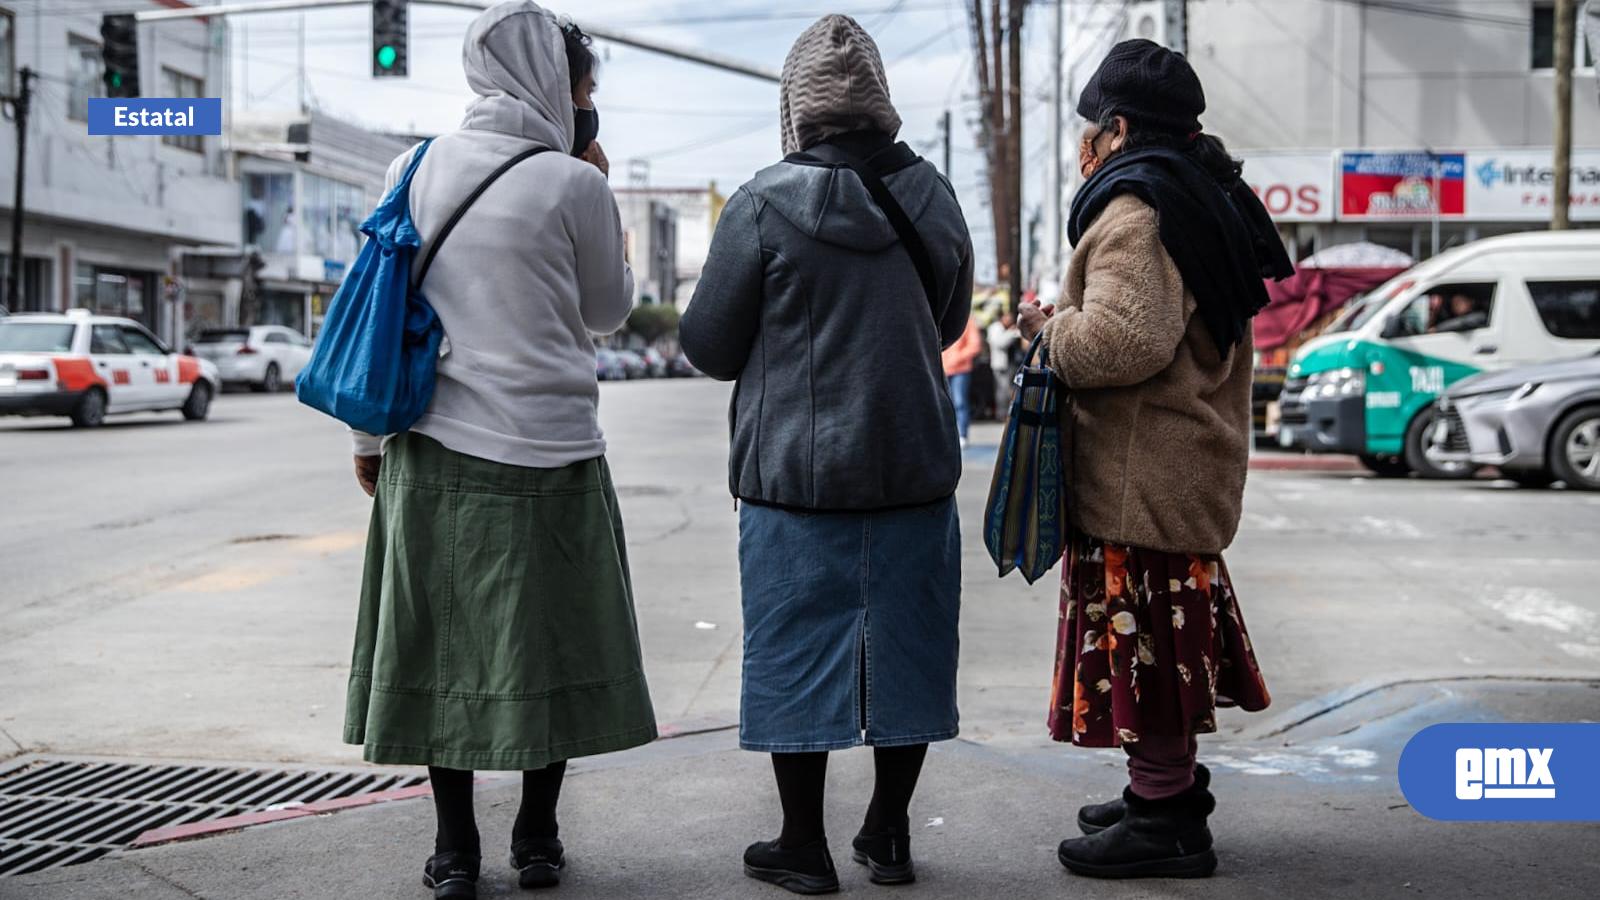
(86, 98), (223, 136)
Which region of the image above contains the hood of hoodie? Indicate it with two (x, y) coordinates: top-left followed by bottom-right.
(746, 155), (948, 253)
(459, 1), (571, 151)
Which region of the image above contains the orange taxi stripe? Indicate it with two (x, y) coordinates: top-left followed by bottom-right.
(52, 358), (106, 392)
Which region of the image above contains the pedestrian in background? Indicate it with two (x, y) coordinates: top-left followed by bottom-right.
(680, 13), (974, 895)
(1018, 39), (1286, 880)
(986, 309), (1021, 416)
(344, 5), (655, 898)
(941, 317), (983, 447)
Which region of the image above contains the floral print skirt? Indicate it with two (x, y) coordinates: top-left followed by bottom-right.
(1047, 530), (1271, 748)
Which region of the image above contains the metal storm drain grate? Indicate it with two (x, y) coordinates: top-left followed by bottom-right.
(0, 757), (427, 877)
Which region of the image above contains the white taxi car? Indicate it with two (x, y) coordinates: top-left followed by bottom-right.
(0, 310), (220, 427)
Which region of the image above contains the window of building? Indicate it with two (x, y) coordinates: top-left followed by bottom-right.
(0, 8), (16, 97)
(243, 171), (297, 254)
(303, 173), (367, 263)
(1533, 4), (1597, 70)
(160, 67), (205, 153)
(75, 263), (155, 326)
(67, 34), (102, 122)
(1528, 280), (1600, 339)
(0, 254), (54, 313)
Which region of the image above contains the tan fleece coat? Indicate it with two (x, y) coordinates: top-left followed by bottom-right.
(1043, 194), (1252, 555)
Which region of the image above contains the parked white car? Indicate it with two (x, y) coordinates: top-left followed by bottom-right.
(191, 326), (312, 392)
(0, 310), (219, 427)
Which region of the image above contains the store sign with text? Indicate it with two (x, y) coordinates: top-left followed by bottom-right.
(1340, 152), (1466, 220)
(1242, 153), (1335, 223)
(1465, 149), (1600, 221)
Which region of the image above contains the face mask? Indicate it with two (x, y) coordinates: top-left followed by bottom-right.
(571, 106), (599, 157)
(1078, 132), (1102, 180)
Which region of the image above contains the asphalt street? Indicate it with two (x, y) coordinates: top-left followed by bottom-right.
(3, 380), (1600, 898)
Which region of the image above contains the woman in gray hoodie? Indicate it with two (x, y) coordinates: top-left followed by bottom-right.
(681, 14), (974, 895)
(342, 4), (654, 898)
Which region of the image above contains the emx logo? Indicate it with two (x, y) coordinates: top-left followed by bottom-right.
(1456, 747), (1554, 799)
(1400, 724), (1599, 820)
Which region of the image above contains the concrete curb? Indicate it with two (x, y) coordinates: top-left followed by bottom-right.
(1248, 453), (1365, 472)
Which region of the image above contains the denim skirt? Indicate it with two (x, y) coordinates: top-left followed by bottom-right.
(738, 496), (961, 752)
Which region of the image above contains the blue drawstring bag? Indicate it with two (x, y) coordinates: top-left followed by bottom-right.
(295, 140), (442, 436)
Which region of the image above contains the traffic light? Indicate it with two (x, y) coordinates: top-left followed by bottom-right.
(100, 14), (140, 98)
(372, 0), (409, 78)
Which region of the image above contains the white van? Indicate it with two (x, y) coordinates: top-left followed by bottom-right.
(1278, 230), (1600, 477)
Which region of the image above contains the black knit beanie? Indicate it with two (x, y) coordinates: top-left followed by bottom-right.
(1076, 38), (1205, 136)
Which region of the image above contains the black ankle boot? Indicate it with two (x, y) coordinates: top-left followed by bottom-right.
(1058, 781), (1218, 879)
(1077, 763), (1211, 835)
(423, 850), (481, 899)
(851, 829), (915, 885)
(510, 836), (565, 889)
(743, 838), (840, 895)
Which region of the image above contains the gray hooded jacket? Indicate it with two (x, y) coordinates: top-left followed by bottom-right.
(680, 133), (974, 511)
(351, 1), (632, 467)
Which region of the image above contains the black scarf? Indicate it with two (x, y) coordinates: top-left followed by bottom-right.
(1068, 147), (1293, 356)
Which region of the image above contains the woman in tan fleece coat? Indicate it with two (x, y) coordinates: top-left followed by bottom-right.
(1018, 40), (1289, 881)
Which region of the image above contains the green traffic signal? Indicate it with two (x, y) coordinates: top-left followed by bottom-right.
(376, 45), (398, 70)
(110, 73), (123, 88)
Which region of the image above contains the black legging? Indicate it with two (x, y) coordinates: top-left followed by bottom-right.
(771, 744), (929, 847)
(429, 760), (567, 856)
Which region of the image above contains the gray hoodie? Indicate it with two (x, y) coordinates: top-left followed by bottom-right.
(352, 1), (632, 467)
(680, 134), (974, 511)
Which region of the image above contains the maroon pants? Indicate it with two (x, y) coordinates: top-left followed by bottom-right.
(1125, 733), (1198, 800)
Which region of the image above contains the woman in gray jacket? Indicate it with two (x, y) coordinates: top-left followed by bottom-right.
(343, 4), (655, 898)
(680, 15), (974, 895)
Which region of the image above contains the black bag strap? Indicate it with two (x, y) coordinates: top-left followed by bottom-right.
(414, 144), (554, 289)
(799, 143), (941, 313)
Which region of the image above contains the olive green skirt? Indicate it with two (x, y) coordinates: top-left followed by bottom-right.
(343, 433), (657, 771)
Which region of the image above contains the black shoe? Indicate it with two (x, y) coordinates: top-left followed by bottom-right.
(851, 830), (915, 885)
(743, 839), (840, 895)
(422, 851), (480, 899)
(1058, 782), (1218, 879)
(510, 836), (565, 889)
(1077, 763), (1211, 835)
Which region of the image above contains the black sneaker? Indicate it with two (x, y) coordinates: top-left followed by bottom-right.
(743, 839), (840, 895)
(1078, 764), (1211, 835)
(851, 830), (915, 885)
(1059, 783), (1218, 879)
(422, 851), (480, 899)
(510, 836), (565, 889)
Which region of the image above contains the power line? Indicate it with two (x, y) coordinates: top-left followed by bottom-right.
(1316, 0), (1525, 29)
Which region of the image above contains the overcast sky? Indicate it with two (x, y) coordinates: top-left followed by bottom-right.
(227, 0), (1119, 281)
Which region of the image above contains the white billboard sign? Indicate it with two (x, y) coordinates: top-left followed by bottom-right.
(1465, 149), (1600, 222)
(1240, 152), (1335, 223)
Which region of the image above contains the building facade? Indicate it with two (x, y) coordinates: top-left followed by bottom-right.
(0, 0), (237, 345)
(617, 196), (679, 307)
(1186, 0), (1600, 259)
(613, 183), (726, 308)
(217, 111), (411, 338)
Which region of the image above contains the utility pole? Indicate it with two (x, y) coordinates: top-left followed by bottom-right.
(1553, 0), (1577, 230)
(1047, 0), (1064, 284)
(1006, 0), (1024, 311)
(940, 109), (952, 178)
(1165, 0), (1188, 55)
(5, 66), (34, 310)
